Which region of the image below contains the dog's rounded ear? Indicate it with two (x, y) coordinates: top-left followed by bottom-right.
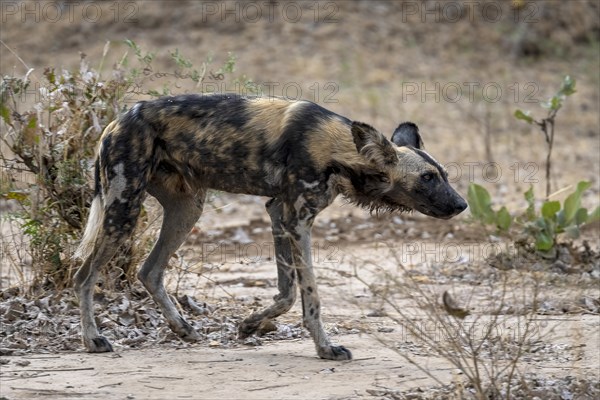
(352, 121), (397, 166)
(351, 121), (381, 153)
(391, 122), (424, 149)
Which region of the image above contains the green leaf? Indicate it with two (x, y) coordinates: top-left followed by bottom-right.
(5, 191), (28, 202)
(523, 186), (536, 221)
(44, 68), (56, 84)
(124, 39), (141, 56)
(496, 206), (512, 231)
(170, 48), (192, 69)
(563, 181), (591, 225)
(589, 206), (600, 223)
(558, 75), (576, 97)
(550, 96), (562, 110)
(541, 95), (562, 110)
(467, 183), (495, 224)
(143, 52), (155, 64)
(216, 52), (236, 75)
(23, 115), (38, 146)
(514, 109), (534, 124)
(147, 89), (161, 97)
(541, 201), (560, 219)
(563, 225), (581, 239)
(556, 209), (566, 227)
(0, 103), (10, 125)
(575, 207), (588, 226)
(190, 69), (200, 82)
(534, 217), (547, 230)
(535, 231), (554, 251)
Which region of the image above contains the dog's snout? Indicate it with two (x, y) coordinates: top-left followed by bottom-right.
(455, 197), (468, 214)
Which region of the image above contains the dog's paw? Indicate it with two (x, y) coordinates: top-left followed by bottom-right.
(318, 345), (353, 361)
(238, 320), (260, 339)
(171, 319), (201, 342)
(85, 336), (114, 353)
(179, 330), (201, 342)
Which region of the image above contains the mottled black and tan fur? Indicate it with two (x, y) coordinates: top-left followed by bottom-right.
(74, 93), (466, 360)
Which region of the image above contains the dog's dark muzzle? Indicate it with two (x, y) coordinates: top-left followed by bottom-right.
(417, 190), (467, 220)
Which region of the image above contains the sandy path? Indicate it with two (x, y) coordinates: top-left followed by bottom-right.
(1, 336), (452, 400)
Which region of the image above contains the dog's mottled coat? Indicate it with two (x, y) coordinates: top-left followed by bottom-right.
(74, 93), (466, 360)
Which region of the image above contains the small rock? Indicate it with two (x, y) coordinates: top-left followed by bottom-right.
(581, 297), (600, 313)
(242, 337), (262, 347)
(552, 260), (569, 273)
(531, 262), (545, 271)
(355, 223), (374, 230)
(581, 272), (592, 282)
(561, 389), (574, 400)
(557, 246), (573, 264)
(319, 367), (335, 374)
(367, 310), (387, 317)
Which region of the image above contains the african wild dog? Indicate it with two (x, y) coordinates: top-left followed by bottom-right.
(74, 93), (466, 360)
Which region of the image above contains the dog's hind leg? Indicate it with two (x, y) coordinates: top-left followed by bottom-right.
(137, 182), (205, 341)
(74, 197), (143, 353)
(238, 197), (297, 338)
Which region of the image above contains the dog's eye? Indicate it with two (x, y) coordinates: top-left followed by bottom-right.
(379, 176), (390, 183)
(421, 173), (434, 182)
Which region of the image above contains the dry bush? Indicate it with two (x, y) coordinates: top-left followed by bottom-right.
(352, 243), (597, 399)
(0, 41), (250, 292)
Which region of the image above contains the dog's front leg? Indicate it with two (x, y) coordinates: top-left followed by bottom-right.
(238, 198), (297, 338)
(290, 214), (352, 361)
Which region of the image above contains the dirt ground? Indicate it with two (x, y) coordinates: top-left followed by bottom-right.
(1, 1), (600, 399)
(1, 197), (599, 399)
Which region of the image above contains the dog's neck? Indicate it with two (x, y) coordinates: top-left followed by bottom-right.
(333, 171), (413, 215)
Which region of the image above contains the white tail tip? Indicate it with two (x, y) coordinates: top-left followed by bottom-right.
(74, 195), (104, 260)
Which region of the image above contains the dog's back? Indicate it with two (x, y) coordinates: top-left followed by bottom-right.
(98, 94), (355, 197)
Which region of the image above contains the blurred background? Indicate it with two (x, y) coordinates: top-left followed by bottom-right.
(2, 0), (599, 200)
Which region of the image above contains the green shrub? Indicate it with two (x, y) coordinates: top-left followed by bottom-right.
(522, 182), (600, 251)
(514, 75), (577, 199)
(467, 181), (599, 253)
(467, 183), (512, 232)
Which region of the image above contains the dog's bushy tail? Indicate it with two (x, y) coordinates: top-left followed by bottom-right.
(74, 159), (104, 260)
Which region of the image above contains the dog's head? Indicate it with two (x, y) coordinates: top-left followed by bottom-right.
(347, 121), (466, 219)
